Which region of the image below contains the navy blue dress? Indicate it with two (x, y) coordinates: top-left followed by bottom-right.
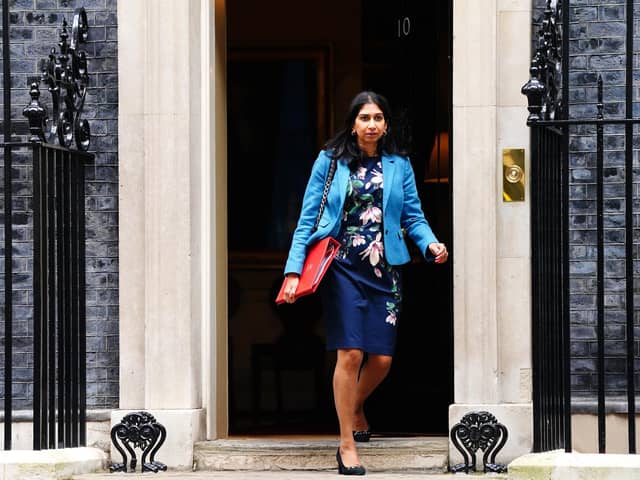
(320, 156), (402, 356)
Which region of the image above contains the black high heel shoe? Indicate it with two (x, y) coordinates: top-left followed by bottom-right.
(352, 429), (371, 442)
(336, 448), (366, 475)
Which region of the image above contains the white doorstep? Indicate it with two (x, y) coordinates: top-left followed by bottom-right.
(0, 447), (107, 480)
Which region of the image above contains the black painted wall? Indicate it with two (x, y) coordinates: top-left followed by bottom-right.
(532, 0), (640, 401)
(0, 0), (118, 410)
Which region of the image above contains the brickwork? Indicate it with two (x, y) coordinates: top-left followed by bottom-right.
(0, 0), (118, 409)
(532, 0), (640, 399)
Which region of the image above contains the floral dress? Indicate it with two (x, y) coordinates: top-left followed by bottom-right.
(320, 156), (402, 356)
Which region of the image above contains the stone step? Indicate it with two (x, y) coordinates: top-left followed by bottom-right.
(192, 436), (450, 473)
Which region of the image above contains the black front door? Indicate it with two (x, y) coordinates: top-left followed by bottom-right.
(359, 0), (453, 435)
(226, 0), (453, 436)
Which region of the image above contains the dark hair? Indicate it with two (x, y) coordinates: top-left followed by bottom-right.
(324, 91), (408, 169)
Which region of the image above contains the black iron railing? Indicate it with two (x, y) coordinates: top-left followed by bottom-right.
(523, 0), (639, 454)
(529, 124), (571, 453)
(2, 0), (13, 451)
(2, 142), (90, 449)
(2, 3), (91, 450)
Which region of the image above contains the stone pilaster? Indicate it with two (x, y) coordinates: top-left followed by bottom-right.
(452, 0), (499, 406)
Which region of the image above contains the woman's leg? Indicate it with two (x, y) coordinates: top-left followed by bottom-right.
(353, 354), (393, 431)
(334, 348), (364, 466)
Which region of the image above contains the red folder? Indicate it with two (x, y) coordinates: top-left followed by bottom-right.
(276, 236), (341, 304)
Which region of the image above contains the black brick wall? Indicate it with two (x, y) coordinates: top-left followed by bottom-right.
(0, 0), (118, 410)
(533, 0), (640, 400)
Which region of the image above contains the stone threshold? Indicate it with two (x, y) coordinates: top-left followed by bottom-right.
(193, 436), (449, 473)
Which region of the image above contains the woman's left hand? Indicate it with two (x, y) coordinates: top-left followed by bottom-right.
(428, 242), (449, 264)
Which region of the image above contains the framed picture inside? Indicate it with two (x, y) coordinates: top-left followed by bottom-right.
(227, 47), (331, 265)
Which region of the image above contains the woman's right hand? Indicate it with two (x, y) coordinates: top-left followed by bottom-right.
(282, 273), (300, 303)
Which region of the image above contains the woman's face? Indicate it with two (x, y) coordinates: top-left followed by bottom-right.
(352, 102), (387, 150)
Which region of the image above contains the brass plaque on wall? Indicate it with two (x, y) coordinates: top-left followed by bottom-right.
(503, 148), (525, 202)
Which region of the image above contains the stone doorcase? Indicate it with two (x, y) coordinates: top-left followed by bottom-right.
(449, 0), (533, 465)
(116, 0), (534, 469)
(116, 0), (227, 468)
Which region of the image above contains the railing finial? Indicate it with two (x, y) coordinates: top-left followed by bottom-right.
(597, 75), (604, 119)
(522, 57), (546, 124)
(22, 82), (47, 143)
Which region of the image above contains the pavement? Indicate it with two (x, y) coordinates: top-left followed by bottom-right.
(74, 472), (503, 479)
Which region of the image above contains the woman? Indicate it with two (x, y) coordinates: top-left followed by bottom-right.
(281, 91), (448, 475)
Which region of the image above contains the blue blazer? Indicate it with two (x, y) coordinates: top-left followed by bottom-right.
(284, 149), (439, 275)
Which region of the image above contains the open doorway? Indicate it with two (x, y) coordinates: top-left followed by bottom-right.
(226, 0), (453, 437)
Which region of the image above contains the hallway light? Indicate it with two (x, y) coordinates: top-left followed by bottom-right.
(425, 131), (449, 183)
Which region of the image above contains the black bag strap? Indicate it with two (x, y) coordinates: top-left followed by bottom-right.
(312, 157), (337, 233)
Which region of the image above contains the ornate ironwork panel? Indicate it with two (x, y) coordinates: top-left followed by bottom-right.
(522, 0), (563, 123)
(449, 411), (508, 474)
(23, 7), (91, 151)
(110, 411), (168, 473)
